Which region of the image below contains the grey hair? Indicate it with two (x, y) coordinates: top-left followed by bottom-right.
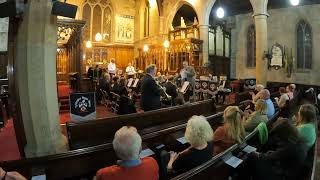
(113, 126), (142, 160)
(145, 64), (157, 74)
(185, 116), (213, 146)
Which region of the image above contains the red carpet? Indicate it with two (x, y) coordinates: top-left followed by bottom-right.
(0, 120), (21, 161)
(59, 105), (116, 124)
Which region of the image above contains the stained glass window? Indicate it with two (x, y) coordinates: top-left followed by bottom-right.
(297, 20), (312, 70)
(247, 25), (256, 67)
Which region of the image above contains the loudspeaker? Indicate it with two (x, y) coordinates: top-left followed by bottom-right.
(0, 1), (16, 18)
(51, 1), (78, 18)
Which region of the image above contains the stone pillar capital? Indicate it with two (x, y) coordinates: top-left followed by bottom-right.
(250, 0), (269, 17)
(198, 24), (210, 29)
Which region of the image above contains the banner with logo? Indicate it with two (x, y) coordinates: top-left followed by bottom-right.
(70, 92), (96, 122)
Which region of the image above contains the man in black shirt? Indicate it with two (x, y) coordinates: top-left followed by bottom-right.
(140, 64), (161, 111)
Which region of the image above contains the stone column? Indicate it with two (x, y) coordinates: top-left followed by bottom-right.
(159, 16), (164, 34)
(199, 24), (209, 66)
(250, 0), (269, 86)
(15, 1), (67, 157)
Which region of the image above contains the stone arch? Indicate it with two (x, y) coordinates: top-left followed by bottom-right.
(164, 0), (200, 34)
(204, 0), (217, 25)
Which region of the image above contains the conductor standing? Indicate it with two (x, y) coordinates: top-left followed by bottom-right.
(180, 61), (196, 102)
(140, 64), (161, 111)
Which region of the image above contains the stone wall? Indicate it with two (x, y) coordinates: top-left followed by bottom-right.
(231, 4), (320, 85)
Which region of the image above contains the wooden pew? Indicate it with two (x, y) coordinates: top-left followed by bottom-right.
(0, 109), (227, 180)
(170, 112), (281, 180)
(67, 99), (217, 150)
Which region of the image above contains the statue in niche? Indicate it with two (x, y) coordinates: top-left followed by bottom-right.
(193, 17), (198, 25)
(181, 17), (186, 28)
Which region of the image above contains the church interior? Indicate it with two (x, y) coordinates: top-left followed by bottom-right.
(0, 0), (320, 179)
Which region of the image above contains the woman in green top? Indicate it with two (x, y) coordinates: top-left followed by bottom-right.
(296, 104), (317, 149)
(243, 99), (268, 132)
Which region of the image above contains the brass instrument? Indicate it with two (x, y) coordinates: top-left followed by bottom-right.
(156, 81), (172, 102)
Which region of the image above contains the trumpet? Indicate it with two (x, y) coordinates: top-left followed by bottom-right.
(156, 81), (172, 101)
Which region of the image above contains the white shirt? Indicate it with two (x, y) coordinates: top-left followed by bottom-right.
(126, 66), (136, 75)
(108, 62), (116, 74)
(180, 68), (187, 80)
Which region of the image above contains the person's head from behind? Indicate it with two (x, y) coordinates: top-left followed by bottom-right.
(182, 61), (188, 69)
(157, 72), (161, 77)
(113, 126), (142, 160)
(185, 116), (213, 147)
(279, 87), (286, 95)
(289, 84), (296, 92)
(145, 64), (157, 77)
(104, 73), (111, 81)
(111, 58), (115, 63)
(298, 104), (316, 124)
(128, 62), (132, 66)
(255, 84), (265, 92)
(286, 85), (294, 93)
(255, 99), (268, 115)
(260, 89), (270, 100)
(113, 76), (119, 84)
(223, 106), (245, 143)
(95, 65), (99, 69)
(119, 78), (127, 87)
(270, 118), (301, 144)
(167, 75), (174, 82)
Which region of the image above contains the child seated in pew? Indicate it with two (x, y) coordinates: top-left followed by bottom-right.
(243, 99), (268, 132)
(95, 126), (159, 180)
(213, 106), (246, 155)
(166, 116), (213, 174)
(296, 104), (317, 150)
(245, 118), (307, 180)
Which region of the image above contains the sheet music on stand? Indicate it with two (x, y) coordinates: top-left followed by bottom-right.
(180, 81), (190, 93)
(127, 78), (134, 87)
(132, 79), (139, 88)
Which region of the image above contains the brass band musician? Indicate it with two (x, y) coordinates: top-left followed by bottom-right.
(180, 61), (196, 102)
(140, 64), (161, 111)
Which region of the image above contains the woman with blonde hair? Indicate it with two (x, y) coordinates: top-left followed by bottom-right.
(213, 106), (246, 154)
(243, 99), (268, 132)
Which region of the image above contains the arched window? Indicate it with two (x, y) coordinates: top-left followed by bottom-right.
(247, 25), (256, 68)
(297, 20), (312, 70)
(144, 1), (150, 37)
(82, 0), (113, 42)
(82, 3), (91, 41)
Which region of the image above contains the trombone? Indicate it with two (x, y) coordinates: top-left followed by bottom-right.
(156, 81), (172, 102)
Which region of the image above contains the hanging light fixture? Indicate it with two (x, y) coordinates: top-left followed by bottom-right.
(95, 33), (102, 42)
(143, 44), (149, 52)
(290, 0), (300, 6)
(86, 41), (92, 48)
(163, 40), (170, 48)
(216, 0), (225, 19)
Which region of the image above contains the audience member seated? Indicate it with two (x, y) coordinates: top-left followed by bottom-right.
(259, 89), (275, 119)
(249, 84), (265, 103)
(164, 75), (178, 105)
(213, 106), (246, 155)
(286, 85), (294, 99)
(95, 126), (159, 180)
(243, 99), (268, 132)
(246, 118), (307, 180)
(296, 104), (317, 150)
(167, 115), (213, 174)
(275, 87), (290, 109)
(0, 167), (27, 180)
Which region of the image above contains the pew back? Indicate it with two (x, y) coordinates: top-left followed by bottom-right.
(67, 99), (216, 149)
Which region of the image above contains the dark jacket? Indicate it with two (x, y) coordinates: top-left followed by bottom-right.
(140, 74), (161, 111)
(164, 81), (178, 102)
